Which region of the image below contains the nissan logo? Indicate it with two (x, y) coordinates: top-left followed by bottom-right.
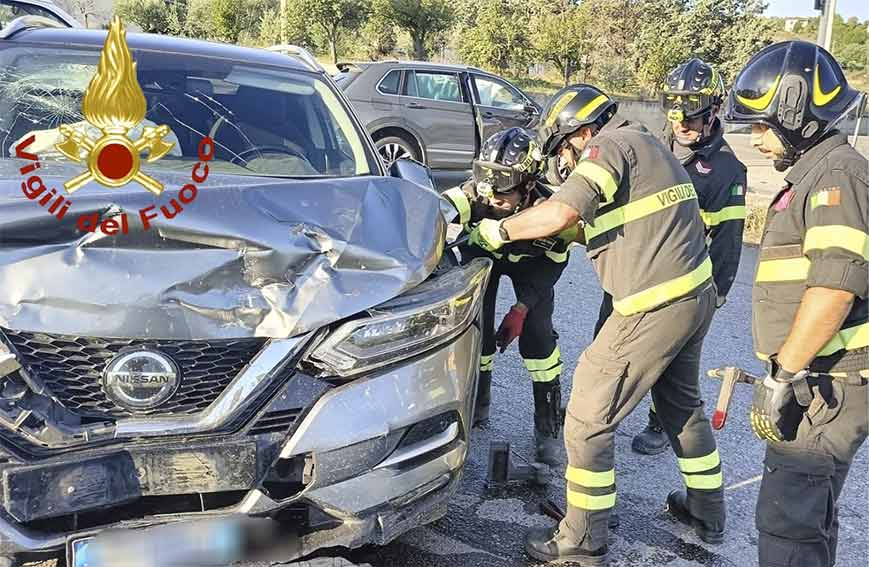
(103, 350), (180, 411)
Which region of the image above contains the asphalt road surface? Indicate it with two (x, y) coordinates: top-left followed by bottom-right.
(291, 244), (868, 567)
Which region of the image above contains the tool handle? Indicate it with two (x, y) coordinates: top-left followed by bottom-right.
(707, 366), (758, 430)
(446, 234), (470, 250)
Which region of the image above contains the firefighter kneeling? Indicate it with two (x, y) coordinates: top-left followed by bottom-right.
(443, 127), (574, 466)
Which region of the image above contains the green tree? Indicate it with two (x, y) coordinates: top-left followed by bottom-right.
(183, 0), (279, 43)
(257, 3), (315, 48)
(633, 0), (775, 94)
(115, 0), (173, 34)
(579, 0), (641, 92)
(680, 0), (775, 85)
(634, 0), (690, 93)
(832, 15), (867, 72)
(530, 0), (592, 86)
(458, 0), (533, 76)
(304, 0), (369, 64)
(391, 0), (456, 60)
(360, 0), (397, 59)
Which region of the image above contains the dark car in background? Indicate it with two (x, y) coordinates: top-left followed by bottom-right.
(0, 0), (80, 28)
(0, 18), (489, 567)
(336, 61), (541, 169)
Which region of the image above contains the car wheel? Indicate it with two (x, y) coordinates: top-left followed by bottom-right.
(375, 135), (421, 167)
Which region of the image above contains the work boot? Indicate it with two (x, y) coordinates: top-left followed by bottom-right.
(533, 379), (563, 465)
(631, 409), (670, 455)
(666, 490), (725, 544)
(473, 370), (492, 427)
(525, 526), (608, 565)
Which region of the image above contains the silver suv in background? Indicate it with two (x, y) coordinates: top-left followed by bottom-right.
(337, 61), (541, 169)
(0, 0), (80, 28)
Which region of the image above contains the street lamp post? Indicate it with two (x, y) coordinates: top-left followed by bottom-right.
(815, 0), (837, 51)
(280, 0), (287, 44)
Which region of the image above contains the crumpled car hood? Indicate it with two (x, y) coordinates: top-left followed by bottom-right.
(0, 163), (445, 339)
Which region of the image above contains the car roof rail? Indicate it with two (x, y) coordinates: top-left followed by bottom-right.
(266, 44), (324, 73)
(0, 15), (66, 39)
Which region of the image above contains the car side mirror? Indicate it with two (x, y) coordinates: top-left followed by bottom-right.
(524, 103), (540, 115)
(389, 157), (435, 192)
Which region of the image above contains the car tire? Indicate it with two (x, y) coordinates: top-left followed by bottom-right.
(375, 135), (421, 167)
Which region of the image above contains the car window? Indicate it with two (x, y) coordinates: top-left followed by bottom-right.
(377, 69), (400, 95)
(406, 70), (463, 103)
(474, 75), (525, 111)
(0, 1), (70, 27)
(0, 46), (379, 178)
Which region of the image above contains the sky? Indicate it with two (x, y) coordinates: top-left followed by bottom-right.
(764, 0), (869, 22)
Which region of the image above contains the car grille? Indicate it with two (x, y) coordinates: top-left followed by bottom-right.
(1, 329), (267, 419)
(247, 408), (304, 436)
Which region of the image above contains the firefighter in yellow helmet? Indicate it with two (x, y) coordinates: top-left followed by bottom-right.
(725, 40), (868, 567)
(620, 58), (748, 455)
(471, 84), (726, 563)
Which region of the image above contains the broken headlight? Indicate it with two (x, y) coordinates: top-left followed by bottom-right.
(307, 257), (491, 378)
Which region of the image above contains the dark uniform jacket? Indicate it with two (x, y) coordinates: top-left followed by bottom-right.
(552, 119), (711, 316)
(752, 132), (868, 374)
(443, 180), (579, 265)
(663, 119), (747, 301)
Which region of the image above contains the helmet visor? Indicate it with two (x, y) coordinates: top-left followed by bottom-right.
(472, 160), (526, 193)
(661, 92), (716, 121)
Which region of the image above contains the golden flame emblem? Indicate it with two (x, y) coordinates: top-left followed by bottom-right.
(55, 16), (174, 195)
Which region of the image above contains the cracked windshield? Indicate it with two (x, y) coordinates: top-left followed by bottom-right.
(0, 47), (374, 179)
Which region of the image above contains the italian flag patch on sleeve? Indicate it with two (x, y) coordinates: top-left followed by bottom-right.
(730, 184), (744, 196)
(810, 187), (841, 210)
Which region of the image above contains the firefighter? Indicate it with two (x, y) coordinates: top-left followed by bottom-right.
(725, 41), (868, 567)
(627, 58), (748, 455)
(442, 127), (576, 465)
(470, 84), (726, 563)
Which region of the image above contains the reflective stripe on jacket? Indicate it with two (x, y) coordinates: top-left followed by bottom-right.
(665, 120), (747, 300)
(552, 120), (711, 315)
(752, 133), (869, 372)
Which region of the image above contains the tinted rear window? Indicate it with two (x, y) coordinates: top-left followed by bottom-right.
(378, 70), (400, 95)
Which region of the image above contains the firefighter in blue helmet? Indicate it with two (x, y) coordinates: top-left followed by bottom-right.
(442, 127), (576, 465)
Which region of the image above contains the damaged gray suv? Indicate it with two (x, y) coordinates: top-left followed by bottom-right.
(0, 19), (489, 567)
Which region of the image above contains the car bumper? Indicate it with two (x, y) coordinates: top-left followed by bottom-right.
(0, 324), (480, 560)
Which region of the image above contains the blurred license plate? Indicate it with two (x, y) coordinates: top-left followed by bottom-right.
(69, 536), (100, 567)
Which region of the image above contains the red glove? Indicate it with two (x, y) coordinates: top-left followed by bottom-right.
(496, 303), (528, 353)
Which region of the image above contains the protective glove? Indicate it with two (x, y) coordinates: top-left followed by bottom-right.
(749, 358), (812, 442)
(495, 303), (528, 353)
(469, 218), (509, 252)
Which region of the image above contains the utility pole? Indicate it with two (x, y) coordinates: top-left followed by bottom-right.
(815, 0), (837, 51)
(280, 0), (287, 44)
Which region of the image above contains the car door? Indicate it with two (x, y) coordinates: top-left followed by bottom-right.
(400, 69), (476, 170)
(472, 74), (539, 142)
